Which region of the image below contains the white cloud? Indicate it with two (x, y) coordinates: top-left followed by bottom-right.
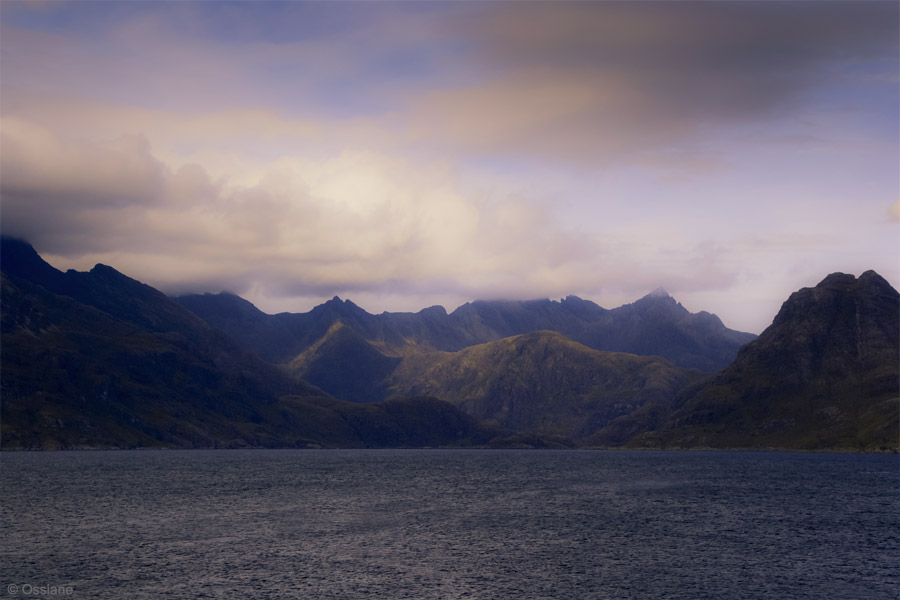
(1, 118), (165, 206)
(3, 119), (753, 318)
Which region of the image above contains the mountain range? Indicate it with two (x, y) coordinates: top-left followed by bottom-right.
(0, 239), (498, 449)
(1, 237), (896, 451)
(177, 288), (755, 372)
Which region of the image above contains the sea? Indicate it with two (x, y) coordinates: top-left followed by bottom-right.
(1, 449), (897, 599)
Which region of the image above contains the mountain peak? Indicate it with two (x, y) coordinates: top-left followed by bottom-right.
(1, 237), (57, 274)
(857, 270), (894, 294)
(89, 263), (121, 276)
(812, 270), (894, 295)
(797, 270), (894, 299)
(631, 287), (678, 309)
(817, 272), (857, 289)
(774, 269), (899, 330)
(418, 305), (448, 317)
(1, 237), (70, 294)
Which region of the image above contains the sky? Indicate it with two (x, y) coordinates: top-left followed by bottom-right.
(1, 1), (897, 334)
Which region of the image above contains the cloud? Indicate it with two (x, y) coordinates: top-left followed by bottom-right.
(396, 1), (899, 166)
(1, 2), (896, 334)
(3, 2), (896, 172)
(1, 118), (164, 205)
(0, 117), (170, 252)
(1, 120), (747, 308)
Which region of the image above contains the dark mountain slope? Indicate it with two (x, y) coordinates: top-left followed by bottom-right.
(0, 240), (323, 449)
(175, 291), (293, 362)
(3, 238), (209, 336)
(630, 271), (899, 451)
(0, 239), (507, 450)
(286, 321), (401, 404)
(387, 330), (704, 441)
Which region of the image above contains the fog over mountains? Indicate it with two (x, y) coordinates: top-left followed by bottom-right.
(2, 237), (896, 451)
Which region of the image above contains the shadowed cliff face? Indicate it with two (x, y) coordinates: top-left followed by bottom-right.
(729, 271), (899, 401)
(286, 321), (402, 404)
(0, 238), (324, 449)
(631, 271), (899, 451)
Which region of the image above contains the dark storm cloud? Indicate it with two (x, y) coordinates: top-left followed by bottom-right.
(408, 1), (899, 163)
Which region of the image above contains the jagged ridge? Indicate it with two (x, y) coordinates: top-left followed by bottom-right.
(178, 289), (756, 372)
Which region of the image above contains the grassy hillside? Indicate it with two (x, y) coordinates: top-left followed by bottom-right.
(388, 330), (704, 441)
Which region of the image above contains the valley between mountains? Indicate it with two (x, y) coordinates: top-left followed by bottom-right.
(2, 237), (897, 451)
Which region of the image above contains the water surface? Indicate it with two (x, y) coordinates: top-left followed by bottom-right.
(1, 450), (897, 599)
